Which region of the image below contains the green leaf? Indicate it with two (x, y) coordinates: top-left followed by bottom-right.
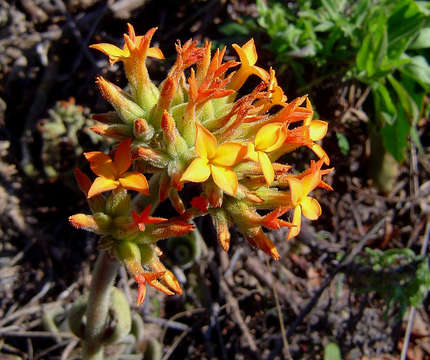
(356, 18), (388, 78)
(336, 132), (350, 155)
(400, 55), (430, 91)
(219, 22), (250, 36)
(324, 342), (342, 360)
(356, 33), (372, 72)
(409, 27), (430, 49)
(387, 0), (425, 59)
(256, 0), (268, 15)
(381, 106), (411, 162)
(387, 74), (419, 124)
(321, 0), (341, 21)
(372, 83), (397, 125)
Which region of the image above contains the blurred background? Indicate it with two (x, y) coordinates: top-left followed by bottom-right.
(1, 0), (430, 359)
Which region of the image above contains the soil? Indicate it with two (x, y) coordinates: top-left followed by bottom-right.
(1, 1), (429, 359)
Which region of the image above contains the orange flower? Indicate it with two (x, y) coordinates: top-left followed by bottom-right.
(134, 270), (170, 306)
(229, 39), (269, 91)
(286, 160), (330, 240)
(84, 138), (149, 198)
(132, 204), (166, 231)
(180, 124), (246, 196)
(90, 24), (164, 108)
(246, 122), (287, 185)
(89, 23), (164, 66)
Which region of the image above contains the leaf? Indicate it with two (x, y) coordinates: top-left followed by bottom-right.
(400, 55), (430, 91)
(409, 27), (430, 49)
(356, 18), (388, 78)
(372, 83), (397, 125)
(219, 22), (250, 36)
(321, 0), (341, 21)
(335, 132), (350, 155)
(324, 342), (342, 360)
(387, 0), (425, 59)
(356, 33), (372, 72)
(381, 105), (411, 162)
(387, 74), (419, 124)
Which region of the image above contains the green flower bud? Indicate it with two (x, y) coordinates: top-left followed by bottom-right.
(106, 188), (131, 217)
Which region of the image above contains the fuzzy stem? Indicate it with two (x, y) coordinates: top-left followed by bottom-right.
(83, 251), (120, 359)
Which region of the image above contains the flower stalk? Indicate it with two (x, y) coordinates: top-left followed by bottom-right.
(83, 251), (120, 359)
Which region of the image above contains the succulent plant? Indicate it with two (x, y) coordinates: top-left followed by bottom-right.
(37, 97), (105, 179)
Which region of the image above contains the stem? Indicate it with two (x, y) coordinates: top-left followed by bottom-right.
(83, 251), (120, 360)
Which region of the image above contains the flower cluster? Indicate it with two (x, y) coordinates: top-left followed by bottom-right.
(70, 24), (333, 304)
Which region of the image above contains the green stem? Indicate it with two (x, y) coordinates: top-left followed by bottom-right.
(83, 251), (120, 360)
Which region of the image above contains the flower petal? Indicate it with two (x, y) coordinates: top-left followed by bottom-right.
(119, 172), (149, 194)
(89, 43), (128, 64)
(212, 142), (246, 167)
(233, 39), (258, 66)
(180, 158), (211, 183)
(309, 120), (328, 141)
(287, 206), (301, 241)
(255, 123), (286, 152)
(287, 177), (303, 206)
(210, 165), (238, 196)
(251, 65), (269, 81)
(114, 138), (132, 175)
(147, 47), (165, 59)
(196, 123), (217, 159)
(246, 142), (258, 162)
(84, 152), (117, 179)
(311, 143), (330, 165)
(259, 151), (275, 185)
(88, 177), (119, 198)
(301, 196), (321, 220)
(301, 169), (321, 195)
(74, 168), (92, 195)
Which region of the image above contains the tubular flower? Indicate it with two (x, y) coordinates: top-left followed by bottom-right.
(286, 159), (333, 240)
(72, 24), (335, 304)
(255, 68), (287, 112)
(229, 39), (269, 91)
(180, 123), (247, 196)
(84, 138), (149, 198)
(304, 98), (330, 165)
(90, 24), (164, 109)
(246, 122), (287, 185)
(132, 204), (166, 231)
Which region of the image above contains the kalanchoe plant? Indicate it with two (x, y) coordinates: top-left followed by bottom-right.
(69, 24), (333, 358)
(36, 97), (102, 179)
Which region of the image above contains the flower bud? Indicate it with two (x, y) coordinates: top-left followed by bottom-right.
(96, 76), (146, 123)
(106, 188), (131, 217)
(93, 212), (112, 232)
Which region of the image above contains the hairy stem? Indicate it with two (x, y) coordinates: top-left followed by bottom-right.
(83, 251), (120, 360)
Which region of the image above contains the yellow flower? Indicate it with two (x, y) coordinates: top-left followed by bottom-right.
(255, 68), (287, 112)
(304, 98), (330, 165)
(246, 122), (287, 185)
(228, 39), (269, 91)
(180, 123), (246, 196)
(84, 138), (149, 198)
(286, 159), (328, 240)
